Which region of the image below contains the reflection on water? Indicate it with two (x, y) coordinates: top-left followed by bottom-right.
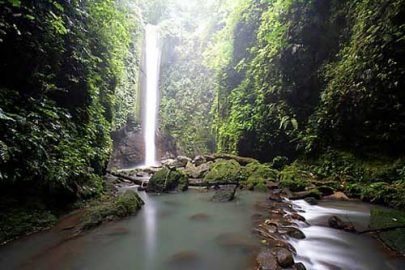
(1, 193), (404, 270)
(0, 191), (266, 270)
(143, 194), (156, 270)
(291, 200), (405, 270)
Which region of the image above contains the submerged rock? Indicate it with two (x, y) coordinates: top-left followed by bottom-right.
(215, 232), (259, 253)
(189, 213), (210, 221)
(168, 250), (200, 264)
(211, 186), (238, 202)
(256, 249), (281, 270)
(147, 167), (188, 193)
(328, 216), (355, 232)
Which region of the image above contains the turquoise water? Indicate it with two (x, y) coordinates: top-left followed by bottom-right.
(0, 190), (266, 270)
(1, 191), (405, 270)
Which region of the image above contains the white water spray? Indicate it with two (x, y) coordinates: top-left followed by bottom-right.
(143, 25), (161, 167)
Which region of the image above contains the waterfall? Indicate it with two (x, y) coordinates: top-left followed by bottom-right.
(143, 25), (161, 167)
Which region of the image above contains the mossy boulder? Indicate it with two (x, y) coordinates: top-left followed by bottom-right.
(279, 164), (312, 192)
(207, 153), (258, 166)
(242, 162), (279, 191)
(80, 190), (144, 231)
(147, 167), (189, 193)
(203, 159), (243, 183)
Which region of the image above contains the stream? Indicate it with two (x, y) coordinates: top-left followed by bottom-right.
(0, 190), (404, 270)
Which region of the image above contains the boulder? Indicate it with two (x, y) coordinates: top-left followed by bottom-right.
(205, 153), (258, 165)
(211, 186), (238, 202)
(204, 159), (242, 183)
(193, 155), (206, 166)
(293, 262), (307, 270)
(290, 189), (322, 200)
(328, 216), (355, 232)
(147, 167), (188, 193)
(286, 228), (306, 239)
(161, 156), (192, 168)
(175, 156), (192, 167)
(256, 249), (281, 270)
(184, 161), (213, 178)
(274, 247), (294, 268)
(324, 191), (350, 201)
(304, 197), (318, 205)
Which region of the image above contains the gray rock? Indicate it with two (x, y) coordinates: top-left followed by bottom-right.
(193, 155), (207, 166)
(185, 161), (213, 178)
(256, 249), (281, 270)
(287, 228), (306, 239)
(293, 262), (307, 270)
(328, 216), (355, 232)
(304, 197), (318, 205)
(211, 186), (237, 202)
(275, 248), (294, 267)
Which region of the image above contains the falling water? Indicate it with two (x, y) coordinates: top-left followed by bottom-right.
(143, 25), (161, 167)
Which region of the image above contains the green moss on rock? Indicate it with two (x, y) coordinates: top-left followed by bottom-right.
(203, 159), (243, 183)
(241, 162), (278, 192)
(80, 190), (144, 230)
(279, 164), (312, 192)
(147, 167), (189, 193)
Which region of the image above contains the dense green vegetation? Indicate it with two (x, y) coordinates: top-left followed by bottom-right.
(208, 0), (404, 160)
(201, 0), (405, 207)
(0, 0), (404, 246)
(0, 0), (141, 201)
(0, 0), (143, 242)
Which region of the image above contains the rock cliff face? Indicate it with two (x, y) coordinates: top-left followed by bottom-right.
(108, 122), (178, 169)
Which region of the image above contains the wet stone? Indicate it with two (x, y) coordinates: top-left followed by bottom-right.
(293, 262), (307, 270)
(256, 249), (281, 270)
(304, 197), (318, 205)
(274, 247), (294, 268)
(328, 216), (355, 232)
(211, 186), (237, 202)
(286, 228), (306, 239)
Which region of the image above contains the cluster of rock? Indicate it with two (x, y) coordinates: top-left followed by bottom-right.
(111, 154), (352, 206)
(252, 188), (308, 270)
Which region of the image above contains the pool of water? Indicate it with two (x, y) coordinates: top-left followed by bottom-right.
(0, 190), (267, 270)
(1, 191), (405, 270)
(291, 200), (405, 270)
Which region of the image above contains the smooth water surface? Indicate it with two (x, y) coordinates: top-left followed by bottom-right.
(0, 191), (266, 270)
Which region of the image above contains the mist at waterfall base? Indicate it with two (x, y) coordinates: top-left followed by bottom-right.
(143, 24), (161, 167)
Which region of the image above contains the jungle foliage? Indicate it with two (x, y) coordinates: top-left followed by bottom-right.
(0, 0), (142, 202)
(207, 0), (405, 161)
